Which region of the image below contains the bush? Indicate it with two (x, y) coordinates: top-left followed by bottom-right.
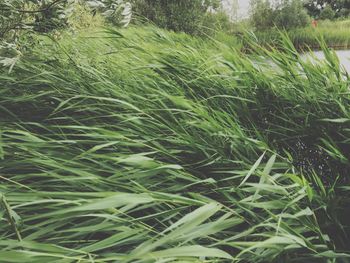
(67, 2), (105, 30)
(250, 0), (275, 30)
(0, 0), (131, 38)
(0, 0), (131, 74)
(304, 0), (350, 19)
(202, 11), (234, 34)
(338, 8), (350, 18)
(251, 0), (310, 30)
(0, 0), (75, 37)
(87, 0), (132, 27)
(33, 0), (75, 32)
(274, 0), (310, 29)
(319, 5), (336, 20)
(131, 0), (221, 35)
(0, 1), (27, 39)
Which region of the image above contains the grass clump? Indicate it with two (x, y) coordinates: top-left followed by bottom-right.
(0, 26), (350, 262)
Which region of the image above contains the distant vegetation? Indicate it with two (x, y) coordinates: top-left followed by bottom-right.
(131, 0), (227, 35)
(248, 0), (350, 49)
(254, 19), (350, 49)
(250, 0), (310, 30)
(304, 0), (350, 19)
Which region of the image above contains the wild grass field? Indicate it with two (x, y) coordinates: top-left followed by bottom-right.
(1, 25), (350, 262)
(255, 19), (350, 50)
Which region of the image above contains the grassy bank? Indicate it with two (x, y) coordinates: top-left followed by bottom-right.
(1, 26), (350, 262)
(255, 19), (350, 50)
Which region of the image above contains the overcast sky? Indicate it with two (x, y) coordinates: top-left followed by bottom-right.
(221, 0), (251, 19)
(237, 0), (250, 17)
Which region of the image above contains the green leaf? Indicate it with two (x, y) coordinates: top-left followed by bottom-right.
(320, 118), (350, 123)
(71, 193), (154, 212)
(146, 245), (233, 260)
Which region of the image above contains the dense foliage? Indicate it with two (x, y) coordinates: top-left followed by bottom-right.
(319, 5), (336, 20)
(304, 0), (350, 18)
(0, 0), (74, 37)
(131, 0), (221, 35)
(0, 0), (132, 73)
(0, 26), (350, 262)
(0, 0), (131, 39)
(250, 0), (310, 30)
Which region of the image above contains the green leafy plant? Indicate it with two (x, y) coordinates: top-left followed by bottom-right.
(131, 0), (221, 35)
(87, 0), (132, 26)
(0, 26), (350, 262)
(319, 5), (336, 20)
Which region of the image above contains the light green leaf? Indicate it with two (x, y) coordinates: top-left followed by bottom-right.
(146, 245), (233, 260)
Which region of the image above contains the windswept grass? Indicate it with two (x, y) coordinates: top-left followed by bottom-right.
(0, 26), (350, 262)
(255, 19), (350, 50)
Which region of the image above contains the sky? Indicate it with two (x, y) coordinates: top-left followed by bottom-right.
(221, 0), (251, 20)
(237, 0), (250, 18)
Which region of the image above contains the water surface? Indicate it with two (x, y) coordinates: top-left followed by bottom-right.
(305, 50), (350, 72)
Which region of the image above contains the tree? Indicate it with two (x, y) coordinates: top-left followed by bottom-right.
(319, 4), (336, 19)
(250, 0), (275, 30)
(304, 0), (350, 18)
(0, 0), (131, 72)
(274, 0), (310, 28)
(250, 0), (310, 30)
(131, 0), (220, 35)
(0, 0), (132, 38)
(87, 0), (132, 26)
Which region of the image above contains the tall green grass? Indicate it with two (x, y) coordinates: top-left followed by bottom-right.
(255, 19), (350, 50)
(0, 26), (350, 262)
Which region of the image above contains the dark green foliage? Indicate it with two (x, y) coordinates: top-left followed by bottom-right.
(250, 0), (275, 29)
(86, 0), (132, 26)
(0, 0), (24, 38)
(131, 0), (221, 35)
(250, 0), (310, 30)
(0, 0), (73, 37)
(304, 0), (350, 18)
(0, 0), (130, 39)
(319, 5), (336, 20)
(32, 0), (74, 32)
(274, 0), (311, 28)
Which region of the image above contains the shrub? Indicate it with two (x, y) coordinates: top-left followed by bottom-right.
(304, 0), (350, 18)
(0, 0), (75, 37)
(274, 0), (310, 29)
(0, 0), (27, 39)
(0, 0), (131, 38)
(131, 0), (221, 35)
(87, 0), (132, 27)
(250, 0), (310, 30)
(319, 5), (336, 20)
(67, 2), (105, 30)
(250, 0), (275, 30)
(338, 8), (350, 18)
(33, 0), (75, 32)
(0, 0), (130, 74)
(202, 11), (234, 34)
